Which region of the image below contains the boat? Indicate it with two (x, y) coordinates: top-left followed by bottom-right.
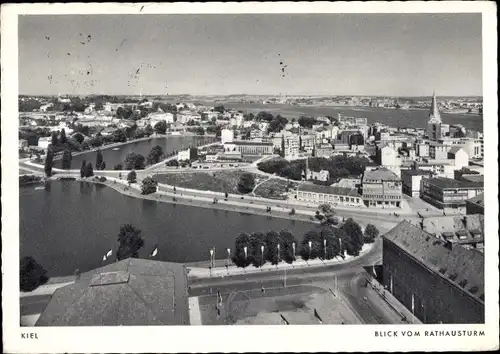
(112, 147), (120, 151)
(34, 186), (45, 190)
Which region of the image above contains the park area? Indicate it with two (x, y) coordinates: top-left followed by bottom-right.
(253, 178), (298, 200)
(193, 284), (362, 325)
(154, 170), (264, 194)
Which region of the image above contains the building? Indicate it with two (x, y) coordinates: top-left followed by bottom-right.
(411, 214), (485, 251)
(221, 129), (234, 144)
(307, 169), (330, 182)
(224, 140), (273, 155)
(382, 221), (484, 323)
(429, 143), (450, 160)
(420, 177), (484, 213)
(413, 159), (455, 178)
(35, 259), (189, 326)
(361, 168), (403, 208)
(284, 135), (300, 160)
(427, 92), (443, 141)
(177, 148), (198, 161)
(447, 146), (469, 170)
(315, 144), (334, 158)
(401, 169), (433, 197)
(296, 183), (363, 207)
(378, 145), (398, 166)
(416, 143), (430, 158)
(37, 137), (51, 150)
(466, 193), (484, 215)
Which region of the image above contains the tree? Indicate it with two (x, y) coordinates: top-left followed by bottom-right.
(44, 148), (54, 177)
(237, 173), (255, 194)
(144, 124), (154, 137)
(249, 232), (267, 268)
(280, 136), (285, 157)
(300, 229), (320, 260)
(20, 256), (48, 292)
(61, 148), (72, 169)
(59, 128), (67, 145)
(364, 223), (379, 244)
(127, 170), (137, 183)
(279, 230), (297, 264)
(51, 131), (58, 146)
(112, 128), (127, 143)
(146, 145), (164, 165)
(264, 231), (281, 265)
(116, 224), (145, 261)
(96, 149), (104, 170)
(154, 120), (167, 134)
(124, 152), (145, 170)
(85, 162), (94, 177)
(339, 218), (364, 256)
(80, 160), (87, 178)
(232, 232), (252, 268)
(141, 176), (158, 195)
(269, 115), (288, 133)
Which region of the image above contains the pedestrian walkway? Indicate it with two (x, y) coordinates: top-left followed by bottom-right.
(187, 244), (373, 279)
(188, 297), (202, 325)
(366, 276), (422, 324)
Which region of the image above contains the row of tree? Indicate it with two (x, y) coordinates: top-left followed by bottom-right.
(257, 155), (369, 181)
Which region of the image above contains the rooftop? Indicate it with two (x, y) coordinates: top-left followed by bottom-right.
(383, 221), (484, 302)
(467, 192), (484, 206)
(448, 146), (465, 155)
(362, 168), (400, 182)
(298, 183), (361, 197)
(401, 169), (434, 177)
(461, 175), (484, 184)
(410, 214), (485, 245)
(36, 258), (189, 326)
(425, 177), (484, 190)
(230, 140), (273, 146)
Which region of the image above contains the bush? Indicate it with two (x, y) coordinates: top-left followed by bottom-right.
(99, 176), (107, 182)
(141, 176), (158, 195)
(127, 170), (137, 183)
(20, 256), (48, 292)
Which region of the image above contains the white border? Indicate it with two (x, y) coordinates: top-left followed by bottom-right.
(2, 2), (498, 353)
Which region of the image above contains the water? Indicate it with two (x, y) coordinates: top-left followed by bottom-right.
(20, 181), (314, 277)
(65, 136), (208, 170)
(223, 103), (483, 131)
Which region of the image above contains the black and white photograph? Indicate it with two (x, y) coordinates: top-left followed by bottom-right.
(2, 2), (498, 353)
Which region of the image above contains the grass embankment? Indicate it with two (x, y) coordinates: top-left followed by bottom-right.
(154, 170), (264, 194)
(254, 178), (298, 200)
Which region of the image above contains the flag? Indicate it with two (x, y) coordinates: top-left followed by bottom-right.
(243, 246), (247, 259)
(411, 294), (415, 314)
(102, 255), (107, 262)
(314, 308), (323, 324)
(150, 246), (158, 257)
(217, 290), (223, 305)
(106, 249), (112, 258)
(280, 314), (289, 325)
(390, 275), (393, 293)
(372, 265), (377, 278)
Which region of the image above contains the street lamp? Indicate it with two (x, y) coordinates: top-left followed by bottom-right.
(261, 245), (265, 271)
(308, 240), (312, 262)
(209, 248), (214, 276)
(277, 244), (280, 269)
(323, 239), (327, 261)
(226, 248), (230, 275)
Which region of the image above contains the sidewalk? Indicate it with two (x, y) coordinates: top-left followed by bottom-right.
(366, 276), (422, 324)
(186, 244), (373, 279)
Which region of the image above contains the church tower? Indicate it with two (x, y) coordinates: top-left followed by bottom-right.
(427, 91), (442, 141)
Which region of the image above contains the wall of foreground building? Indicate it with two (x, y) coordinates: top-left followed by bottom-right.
(382, 239), (484, 324)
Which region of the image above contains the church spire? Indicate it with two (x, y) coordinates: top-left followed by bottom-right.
(429, 91), (441, 122)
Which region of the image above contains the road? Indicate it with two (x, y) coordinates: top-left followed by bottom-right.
(188, 238), (409, 325)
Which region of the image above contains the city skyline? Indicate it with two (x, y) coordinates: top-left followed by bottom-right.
(19, 13), (482, 97)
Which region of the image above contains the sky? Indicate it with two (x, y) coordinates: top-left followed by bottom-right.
(18, 14), (482, 96)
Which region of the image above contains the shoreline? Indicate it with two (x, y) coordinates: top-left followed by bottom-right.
(71, 177), (320, 224)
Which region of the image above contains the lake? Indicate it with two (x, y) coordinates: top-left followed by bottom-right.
(223, 102), (483, 131)
(64, 136), (212, 170)
(20, 181), (314, 277)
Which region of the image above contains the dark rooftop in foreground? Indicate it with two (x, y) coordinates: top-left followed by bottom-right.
(231, 140), (273, 146)
(383, 221), (484, 302)
(36, 258), (189, 326)
(467, 192), (484, 206)
(362, 168), (400, 182)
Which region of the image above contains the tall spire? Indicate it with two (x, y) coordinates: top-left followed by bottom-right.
(429, 91), (441, 123)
